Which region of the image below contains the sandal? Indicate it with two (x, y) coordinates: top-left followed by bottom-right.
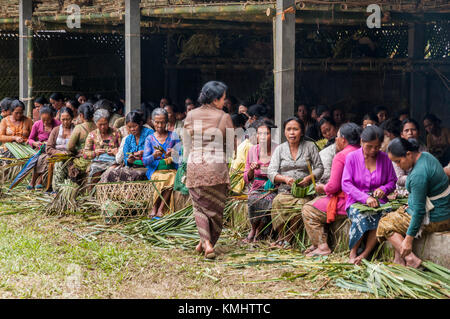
(35, 184), (44, 190)
(26, 185), (34, 190)
(205, 250), (216, 259)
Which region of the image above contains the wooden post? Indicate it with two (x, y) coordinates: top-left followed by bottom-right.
(408, 23), (426, 123)
(166, 34), (179, 106)
(19, 0), (32, 117)
(125, 0), (141, 113)
(273, 0), (296, 144)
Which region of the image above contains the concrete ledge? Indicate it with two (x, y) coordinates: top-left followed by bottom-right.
(413, 231), (450, 269)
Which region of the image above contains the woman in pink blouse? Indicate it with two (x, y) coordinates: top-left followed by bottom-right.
(302, 123), (362, 257)
(27, 106), (60, 190)
(243, 120), (278, 243)
(341, 125), (397, 264)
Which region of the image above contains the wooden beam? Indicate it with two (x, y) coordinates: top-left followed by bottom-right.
(274, 0), (296, 144)
(19, 0), (33, 117)
(125, 0), (141, 113)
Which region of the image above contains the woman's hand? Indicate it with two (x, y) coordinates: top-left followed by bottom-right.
(373, 188), (385, 199)
(15, 136), (25, 143)
(95, 148), (106, 156)
(32, 141), (41, 148)
(284, 176), (295, 186)
(153, 150), (163, 159)
(107, 148), (118, 156)
(315, 183), (325, 194)
(297, 175), (312, 187)
(400, 236), (414, 258)
(366, 196), (379, 208)
(249, 162), (260, 171)
(134, 150), (144, 157)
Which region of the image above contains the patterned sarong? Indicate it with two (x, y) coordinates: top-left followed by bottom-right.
(189, 184), (227, 246)
(347, 205), (384, 249)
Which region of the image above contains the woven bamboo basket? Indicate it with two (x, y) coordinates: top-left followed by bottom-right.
(95, 180), (155, 224)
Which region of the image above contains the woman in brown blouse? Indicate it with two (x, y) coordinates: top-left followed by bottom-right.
(184, 81), (234, 259)
(0, 100), (33, 145)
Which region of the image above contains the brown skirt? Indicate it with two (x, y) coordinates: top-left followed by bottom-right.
(271, 193), (312, 238)
(189, 184), (227, 246)
(376, 207), (450, 242)
(99, 165), (147, 183)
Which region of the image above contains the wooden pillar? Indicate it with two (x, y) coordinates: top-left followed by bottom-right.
(273, 0), (295, 144)
(19, 0), (32, 117)
(408, 23), (426, 123)
(125, 0), (141, 113)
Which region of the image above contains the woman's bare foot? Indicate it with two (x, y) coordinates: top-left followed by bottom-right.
(393, 251), (406, 266)
(405, 253), (422, 268)
(304, 245), (317, 255)
(204, 241), (215, 259)
(349, 249), (358, 264)
(195, 241), (204, 254)
(306, 247), (331, 257)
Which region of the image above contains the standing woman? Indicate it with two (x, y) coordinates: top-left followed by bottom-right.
(0, 100), (33, 145)
(341, 125), (397, 264)
(267, 117), (324, 249)
(423, 113), (450, 166)
(183, 81), (234, 259)
(243, 120), (278, 243)
(45, 107), (75, 192)
(377, 138), (450, 267)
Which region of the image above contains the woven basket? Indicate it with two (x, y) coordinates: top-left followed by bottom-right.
(95, 180), (155, 224)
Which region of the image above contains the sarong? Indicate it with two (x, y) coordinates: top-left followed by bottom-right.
(271, 193), (312, 240)
(189, 184), (227, 246)
(347, 204), (384, 249)
(151, 169), (177, 215)
(376, 207), (450, 242)
(247, 188), (276, 237)
(302, 197), (347, 247)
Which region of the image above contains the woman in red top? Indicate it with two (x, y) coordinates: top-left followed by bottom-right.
(302, 123), (361, 257)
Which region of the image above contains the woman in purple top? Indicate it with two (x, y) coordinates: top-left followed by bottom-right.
(342, 125), (397, 264)
(243, 120), (278, 243)
(28, 106), (60, 149)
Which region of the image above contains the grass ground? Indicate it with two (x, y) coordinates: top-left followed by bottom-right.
(0, 201), (369, 299)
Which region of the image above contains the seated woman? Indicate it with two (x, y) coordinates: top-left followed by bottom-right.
(65, 99), (81, 125)
(267, 117), (324, 249)
(100, 111), (153, 183)
(0, 97), (12, 123)
(143, 108), (180, 218)
(83, 109), (121, 185)
(423, 113), (450, 166)
(394, 119), (427, 196)
(361, 112), (378, 129)
(32, 97), (48, 122)
(318, 116), (338, 184)
(380, 118), (401, 152)
(28, 106), (61, 189)
(45, 107), (75, 192)
(302, 123), (362, 257)
(243, 119), (278, 243)
(342, 125), (397, 264)
(0, 100), (33, 146)
(377, 138), (450, 268)
(66, 103), (97, 183)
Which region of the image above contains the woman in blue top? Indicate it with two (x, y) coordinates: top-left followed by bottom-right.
(377, 138), (450, 268)
(143, 108), (181, 218)
(100, 111), (153, 183)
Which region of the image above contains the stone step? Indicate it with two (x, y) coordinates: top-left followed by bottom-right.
(413, 231), (450, 269)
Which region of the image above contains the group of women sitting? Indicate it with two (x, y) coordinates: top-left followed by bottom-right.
(0, 96), (186, 220)
(240, 115), (449, 268)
